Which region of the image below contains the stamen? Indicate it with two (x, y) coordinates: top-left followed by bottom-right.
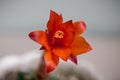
(54, 30), (64, 38)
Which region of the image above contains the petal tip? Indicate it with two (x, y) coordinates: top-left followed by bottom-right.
(69, 55), (78, 65)
(89, 46), (92, 51)
(81, 21), (86, 31)
(28, 31), (35, 40)
(50, 10), (58, 16)
(50, 10), (54, 14)
(74, 21), (87, 34)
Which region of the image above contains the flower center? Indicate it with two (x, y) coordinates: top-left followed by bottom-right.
(54, 30), (64, 38)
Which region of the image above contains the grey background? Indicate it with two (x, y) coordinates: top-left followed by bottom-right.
(0, 0), (120, 80)
(0, 0), (120, 36)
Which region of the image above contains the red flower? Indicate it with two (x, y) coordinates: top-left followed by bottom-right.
(29, 10), (92, 73)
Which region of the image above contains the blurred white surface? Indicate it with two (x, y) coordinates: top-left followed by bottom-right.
(0, 48), (101, 80)
(0, 50), (41, 78)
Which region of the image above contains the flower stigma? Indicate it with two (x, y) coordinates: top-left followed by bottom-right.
(54, 30), (64, 38)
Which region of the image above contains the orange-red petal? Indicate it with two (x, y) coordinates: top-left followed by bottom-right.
(44, 51), (59, 73)
(29, 30), (51, 50)
(71, 36), (92, 56)
(73, 21), (86, 35)
(47, 10), (63, 36)
(49, 10), (63, 24)
(52, 47), (71, 61)
(62, 20), (75, 46)
(63, 20), (75, 32)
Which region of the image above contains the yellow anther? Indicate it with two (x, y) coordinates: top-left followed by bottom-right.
(54, 30), (64, 38)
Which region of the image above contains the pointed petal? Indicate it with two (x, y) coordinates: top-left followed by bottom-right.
(71, 36), (92, 56)
(63, 20), (75, 32)
(69, 55), (78, 65)
(40, 46), (46, 50)
(49, 10), (63, 23)
(44, 51), (59, 73)
(29, 30), (51, 50)
(62, 20), (75, 46)
(47, 10), (63, 36)
(52, 47), (71, 61)
(73, 21), (86, 35)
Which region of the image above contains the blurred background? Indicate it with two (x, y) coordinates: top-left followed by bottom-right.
(0, 0), (120, 80)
